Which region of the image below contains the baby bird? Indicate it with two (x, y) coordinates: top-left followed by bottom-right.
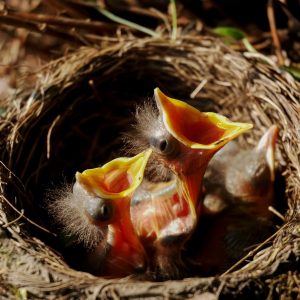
(127, 88), (252, 279)
(186, 126), (279, 275)
(203, 125), (279, 216)
(49, 150), (152, 277)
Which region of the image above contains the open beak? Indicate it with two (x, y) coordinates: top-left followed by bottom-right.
(256, 125), (278, 182)
(75, 150), (152, 276)
(76, 149), (152, 199)
(154, 87), (253, 218)
(154, 88), (253, 150)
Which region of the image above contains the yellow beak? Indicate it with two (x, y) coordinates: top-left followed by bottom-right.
(154, 88), (253, 149)
(76, 149), (152, 199)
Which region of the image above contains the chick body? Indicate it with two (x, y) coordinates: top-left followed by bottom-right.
(187, 126), (279, 274)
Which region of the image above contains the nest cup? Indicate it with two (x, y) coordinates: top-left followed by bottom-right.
(1, 35), (300, 299)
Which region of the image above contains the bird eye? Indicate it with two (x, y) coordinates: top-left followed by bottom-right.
(158, 139), (168, 152)
(85, 197), (114, 224)
(150, 136), (179, 158)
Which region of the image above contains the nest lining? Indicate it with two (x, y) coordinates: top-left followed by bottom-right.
(0, 35), (300, 299)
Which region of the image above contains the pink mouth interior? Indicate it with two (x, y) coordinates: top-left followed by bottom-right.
(168, 105), (226, 145)
(99, 169), (132, 193)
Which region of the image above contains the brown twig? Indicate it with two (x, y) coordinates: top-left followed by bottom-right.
(268, 205), (285, 221)
(103, 3), (165, 20)
(0, 9), (140, 45)
(0, 22), (120, 47)
(0, 14), (83, 44)
(8, 10), (120, 34)
(43, 0), (86, 18)
(1, 194), (56, 236)
(2, 208), (24, 227)
(267, 0), (285, 66)
(46, 115), (61, 159)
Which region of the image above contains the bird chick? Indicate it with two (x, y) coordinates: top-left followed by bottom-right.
(127, 88), (252, 279)
(187, 126), (279, 275)
(203, 125), (279, 216)
(49, 150), (152, 277)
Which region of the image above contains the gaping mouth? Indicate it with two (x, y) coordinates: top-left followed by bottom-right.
(153, 87), (253, 225)
(76, 149), (152, 199)
(76, 150), (152, 270)
(154, 87), (253, 150)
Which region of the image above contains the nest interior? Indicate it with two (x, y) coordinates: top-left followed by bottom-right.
(1, 35), (300, 299)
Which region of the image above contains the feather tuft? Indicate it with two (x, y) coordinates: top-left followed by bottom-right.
(122, 100), (172, 182)
(47, 184), (106, 249)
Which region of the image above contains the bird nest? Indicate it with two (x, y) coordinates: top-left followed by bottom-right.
(1, 35), (300, 299)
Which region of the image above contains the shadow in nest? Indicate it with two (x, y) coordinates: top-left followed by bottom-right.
(0, 35), (299, 298)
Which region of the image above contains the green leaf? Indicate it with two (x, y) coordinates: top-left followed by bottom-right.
(283, 66), (300, 80)
(214, 26), (246, 40)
